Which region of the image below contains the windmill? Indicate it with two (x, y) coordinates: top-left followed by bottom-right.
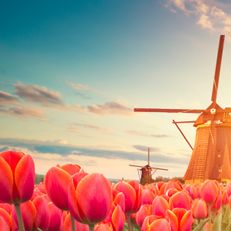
(130, 147), (168, 185)
(134, 35), (231, 183)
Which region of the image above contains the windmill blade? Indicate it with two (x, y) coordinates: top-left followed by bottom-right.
(134, 108), (204, 113)
(211, 35), (225, 103)
(150, 167), (168, 171)
(129, 164), (143, 168)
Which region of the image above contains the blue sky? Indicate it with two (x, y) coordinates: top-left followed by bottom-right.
(1, 0), (231, 180)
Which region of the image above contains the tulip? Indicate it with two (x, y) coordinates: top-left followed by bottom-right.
(69, 173), (113, 230)
(33, 195), (62, 231)
(0, 208), (11, 229)
(200, 180), (220, 204)
(149, 218), (171, 231)
(60, 211), (90, 231)
(191, 199), (208, 219)
(0, 150), (35, 231)
(170, 208), (193, 231)
(169, 191), (191, 210)
(0, 150), (35, 204)
(94, 222), (113, 231)
(142, 216), (171, 231)
(152, 195), (169, 217)
(113, 180), (141, 231)
(141, 188), (155, 205)
(111, 205), (125, 231)
(135, 204), (152, 227)
(113, 192), (125, 212)
(45, 166), (72, 210)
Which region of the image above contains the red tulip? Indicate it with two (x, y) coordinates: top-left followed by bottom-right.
(69, 173), (113, 224)
(152, 195), (169, 217)
(21, 200), (37, 231)
(0, 208), (11, 228)
(45, 166), (72, 210)
(169, 191), (191, 210)
(200, 180), (220, 204)
(191, 199), (208, 219)
(0, 150), (35, 204)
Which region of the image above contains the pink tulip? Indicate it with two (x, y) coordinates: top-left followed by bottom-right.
(69, 173), (113, 224)
(113, 180), (141, 214)
(200, 180), (220, 204)
(169, 191), (191, 210)
(152, 195), (169, 217)
(141, 188), (155, 205)
(0, 208), (11, 228)
(136, 204), (152, 227)
(113, 192), (125, 212)
(191, 199), (208, 219)
(0, 150), (35, 204)
(33, 195), (62, 231)
(60, 211), (90, 231)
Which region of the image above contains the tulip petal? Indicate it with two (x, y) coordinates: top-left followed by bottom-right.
(0, 157), (13, 203)
(1, 151), (24, 172)
(15, 155), (35, 203)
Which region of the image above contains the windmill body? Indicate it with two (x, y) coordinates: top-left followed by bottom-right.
(130, 148), (168, 185)
(134, 35), (231, 183)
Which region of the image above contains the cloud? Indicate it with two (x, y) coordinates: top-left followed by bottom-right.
(0, 138), (188, 165)
(165, 0), (231, 39)
(14, 83), (63, 106)
(133, 145), (160, 153)
(127, 130), (170, 138)
(68, 82), (92, 99)
(0, 91), (18, 104)
(88, 101), (132, 115)
(68, 123), (110, 133)
(0, 106), (44, 118)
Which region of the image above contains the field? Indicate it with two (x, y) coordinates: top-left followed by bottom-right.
(0, 150), (231, 231)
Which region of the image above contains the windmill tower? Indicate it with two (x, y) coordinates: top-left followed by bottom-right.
(130, 148), (168, 185)
(134, 35), (231, 183)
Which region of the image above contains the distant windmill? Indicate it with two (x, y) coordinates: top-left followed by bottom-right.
(134, 35), (231, 183)
(130, 148), (168, 185)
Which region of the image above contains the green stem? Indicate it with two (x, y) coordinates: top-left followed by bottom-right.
(15, 203), (25, 231)
(70, 214), (76, 231)
(89, 224), (94, 231)
(127, 214), (133, 231)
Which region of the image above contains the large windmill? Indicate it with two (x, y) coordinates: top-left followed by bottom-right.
(130, 148), (168, 185)
(134, 35), (231, 183)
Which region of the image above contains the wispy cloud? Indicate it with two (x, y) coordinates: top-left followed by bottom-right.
(0, 91), (18, 104)
(14, 83), (63, 106)
(0, 106), (44, 119)
(133, 145), (160, 153)
(68, 122), (111, 133)
(68, 82), (92, 99)
(127, 130), (170, 138)
(88, 101), (132, 115)
(165, 0), (231, 39)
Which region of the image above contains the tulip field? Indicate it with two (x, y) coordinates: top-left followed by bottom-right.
(1, 150), (231, 231)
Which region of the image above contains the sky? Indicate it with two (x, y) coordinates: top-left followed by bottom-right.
(1, 0), (231, 180)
